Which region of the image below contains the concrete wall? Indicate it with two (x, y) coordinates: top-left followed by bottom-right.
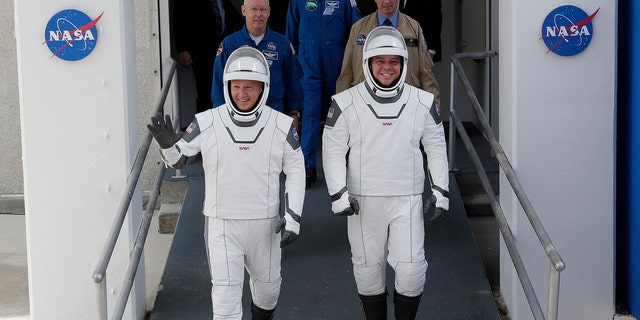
(1, 0), (22, 196)
(499, 1), (616, 319)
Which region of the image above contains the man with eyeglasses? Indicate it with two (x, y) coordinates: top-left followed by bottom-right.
(212, 0), (304, 133)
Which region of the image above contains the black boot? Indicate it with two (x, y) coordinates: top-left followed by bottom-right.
(393, 290), (422, 320)
(359, 292), (387, 320)
(251, 302), (276, 320)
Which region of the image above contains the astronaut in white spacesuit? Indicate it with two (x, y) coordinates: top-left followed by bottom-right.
(147, 47), (305, 320)
(322, 26), (449, 320)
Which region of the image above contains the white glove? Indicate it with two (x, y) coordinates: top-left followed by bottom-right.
(330, 187), (359, 216)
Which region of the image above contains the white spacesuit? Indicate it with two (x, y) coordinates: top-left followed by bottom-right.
(149, 47), (305, 320)
(322, 26), (449, 319)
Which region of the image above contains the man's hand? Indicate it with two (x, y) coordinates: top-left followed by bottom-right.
(178, 51), (193, 67)
(289, 110), (301, 134)
(331, 187), (359, 216)
(147, 114), (182, 149)
(275, 214), (300, 248)
(424, 188), (449, 223)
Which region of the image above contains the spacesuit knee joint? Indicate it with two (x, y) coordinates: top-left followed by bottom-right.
(251, 278), (281, 310)
(353, 262), (386, 295)
(211, 284), (243, 318)
(394, 260), (428, 296)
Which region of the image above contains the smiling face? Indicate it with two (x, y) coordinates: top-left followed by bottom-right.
(242, 0), (271, 36)
(230, 79), (263, 111)
(369, 55), (402, 87)
(375, 0), (399, 18)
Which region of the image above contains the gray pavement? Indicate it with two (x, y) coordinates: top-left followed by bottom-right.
(0, 204), (174, 319)
(0, 213), (29, 320)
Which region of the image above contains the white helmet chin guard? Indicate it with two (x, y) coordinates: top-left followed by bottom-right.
(362, 26), (408, 98)
(223, 46), (270, 123)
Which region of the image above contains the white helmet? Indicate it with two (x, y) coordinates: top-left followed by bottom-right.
(223, 46), (270, 123)
(362, 26), (408, 98)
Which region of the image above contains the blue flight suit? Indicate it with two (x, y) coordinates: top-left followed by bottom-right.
(212, 25), (304, 115)
(286, 0), (360, 170)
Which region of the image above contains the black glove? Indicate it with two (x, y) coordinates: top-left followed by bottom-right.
(275, 215), (299, 248)
(146, 114), (182, 149)
(424, 193), (448, 223)
(331, 188), (359, 216)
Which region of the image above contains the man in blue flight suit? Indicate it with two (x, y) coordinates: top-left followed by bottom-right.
(286, 0), (361, 186)
(212, 0), (304, 131)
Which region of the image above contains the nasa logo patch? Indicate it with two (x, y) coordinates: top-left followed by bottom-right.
(541, 6), (599, 56)
(44, 9), (103, 61)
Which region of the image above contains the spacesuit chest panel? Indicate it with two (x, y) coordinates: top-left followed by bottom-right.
(356, 84), (409, 119)
(346, 85), (425, 196)
(219, 107), (272, 144)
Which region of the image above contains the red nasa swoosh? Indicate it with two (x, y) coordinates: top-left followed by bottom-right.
(44, 12), (104, 58)
(541, 8), (599, 54)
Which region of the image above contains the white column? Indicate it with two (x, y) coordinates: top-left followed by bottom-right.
(15, 1), (145, 319)
(498, 1), (616, 319)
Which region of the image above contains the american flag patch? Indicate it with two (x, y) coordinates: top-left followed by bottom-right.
(186, 123), (196, 134)
(327, 107), (335, 119)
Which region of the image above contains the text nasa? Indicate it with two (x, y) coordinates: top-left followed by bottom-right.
(545, 25), (590, 37)
(48, 29), (96, 42)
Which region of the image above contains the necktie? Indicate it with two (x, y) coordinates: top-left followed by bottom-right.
(210, 0), (223, 34)
(383, 18), (392, 26)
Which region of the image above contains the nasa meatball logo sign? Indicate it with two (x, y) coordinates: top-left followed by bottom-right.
(541, 5), (599, 56)
(44, 9), (103, 61)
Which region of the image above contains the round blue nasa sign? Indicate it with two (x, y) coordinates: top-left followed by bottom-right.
(541, 6), (599, 56)
(44, 9), (102, 61)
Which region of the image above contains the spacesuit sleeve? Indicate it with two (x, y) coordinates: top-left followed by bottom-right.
(348, 0), (362, 26)
(281, 117), (305, 219)
(420, 97), (449, 203)
(211, 43), (228, 108)
(283, 43), (304, 113)
(285, 0), (300, 52)
(322, 97), (351, 196)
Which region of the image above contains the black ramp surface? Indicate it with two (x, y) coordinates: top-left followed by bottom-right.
(151, 161), (499, 319)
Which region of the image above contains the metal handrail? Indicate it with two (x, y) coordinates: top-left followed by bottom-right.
(92, 60), (178, 320)
(448, 51), (566, 320)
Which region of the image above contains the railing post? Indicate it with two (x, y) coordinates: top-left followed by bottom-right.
(547, 263), (561, 320)
(95, 278), (108, 320)
(92, 61), (178, 318)
(449, 51), (566, 320)
(448, 60), (458, 170)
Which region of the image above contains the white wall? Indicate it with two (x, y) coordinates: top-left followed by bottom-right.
(499, 1), (616, 319)
(14, 1), (151, 318)
(2, 0), (160, 197)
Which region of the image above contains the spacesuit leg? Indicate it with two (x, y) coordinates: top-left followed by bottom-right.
(246, 217), (282, 312)
(207, 218), (245, 320)
(387, 194), (427, 296)
(347, 196), (389, 296)
(298, 44), (322, 172)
